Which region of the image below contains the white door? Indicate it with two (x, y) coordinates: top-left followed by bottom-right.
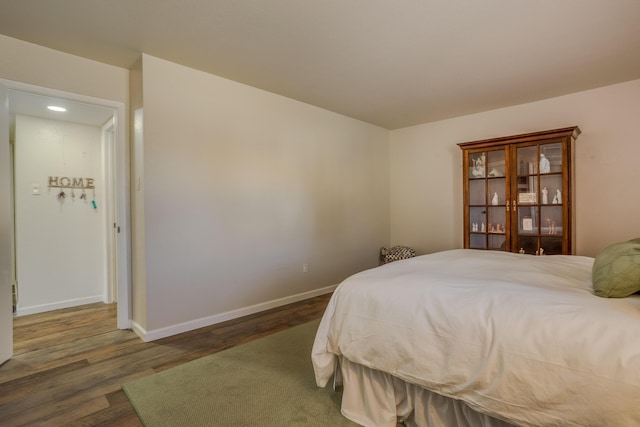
(0, 82), (13, 365)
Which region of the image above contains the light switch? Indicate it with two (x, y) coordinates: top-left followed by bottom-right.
(32, 184), (41, 195)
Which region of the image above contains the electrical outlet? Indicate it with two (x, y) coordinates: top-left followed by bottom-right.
(302, 263), (308, 273)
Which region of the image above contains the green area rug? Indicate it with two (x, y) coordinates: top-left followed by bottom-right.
(122, 320), (358, 426)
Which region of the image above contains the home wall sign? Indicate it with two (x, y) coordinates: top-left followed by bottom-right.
(49, 176), (97, 208)
(48, 176), (95, 189)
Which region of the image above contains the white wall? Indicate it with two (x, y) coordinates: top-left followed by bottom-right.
(135, 55), (390, 338)
(14, 115), (106, 314)
(390, 79), (640, 257)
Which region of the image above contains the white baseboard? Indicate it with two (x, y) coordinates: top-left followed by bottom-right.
(132, 285), (337, 342)
(16, 295), (106, 317)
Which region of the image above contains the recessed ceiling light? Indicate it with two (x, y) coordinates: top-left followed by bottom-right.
(47, 105), (66, 112)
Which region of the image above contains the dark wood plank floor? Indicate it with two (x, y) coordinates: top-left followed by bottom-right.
(0, 293), (332, 426)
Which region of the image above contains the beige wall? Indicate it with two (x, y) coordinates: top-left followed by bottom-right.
(390, 79), (640, 257)
(129, 58), (147, 330)
(136, 55), (390, 337)
(0, 35), (390, 340)
(0, 35), (128, 105)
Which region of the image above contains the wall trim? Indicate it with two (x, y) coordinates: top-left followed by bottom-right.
(16, 295), (106, 317)
(132, 285), (337, 342)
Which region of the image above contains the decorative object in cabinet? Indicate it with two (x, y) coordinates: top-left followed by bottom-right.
(458, 126), (580, 255)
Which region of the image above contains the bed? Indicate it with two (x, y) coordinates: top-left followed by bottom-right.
(311, 249), (640, 426)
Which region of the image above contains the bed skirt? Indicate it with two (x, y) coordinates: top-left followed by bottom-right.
(337, 357), (516, 427)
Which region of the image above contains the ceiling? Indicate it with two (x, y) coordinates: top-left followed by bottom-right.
(8, 90), (115, 127)
(1, 0), (639, 129)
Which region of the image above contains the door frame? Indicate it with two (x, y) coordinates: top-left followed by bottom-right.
(103, 117), (118, 305)
(0, 81), (13, 365)
(2, 79), (131, 330)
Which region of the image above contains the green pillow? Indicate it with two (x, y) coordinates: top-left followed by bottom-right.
(592, 238), (640, 298)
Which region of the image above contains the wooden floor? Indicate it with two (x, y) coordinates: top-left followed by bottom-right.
(0, 293), (332, 426)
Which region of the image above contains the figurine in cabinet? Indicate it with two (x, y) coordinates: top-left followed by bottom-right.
(540, 153), (550, 173)
(472, 160), (485, 177)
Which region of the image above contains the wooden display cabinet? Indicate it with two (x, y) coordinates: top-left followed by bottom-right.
(458, 126), (581, 255)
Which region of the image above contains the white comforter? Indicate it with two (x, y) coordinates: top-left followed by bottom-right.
(312, 249), (640, 426)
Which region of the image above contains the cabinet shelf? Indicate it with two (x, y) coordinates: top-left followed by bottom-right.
(517, 203), (564, 207)
(518, 172), (562, 178)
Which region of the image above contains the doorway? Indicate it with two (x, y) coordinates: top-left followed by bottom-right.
(3, 80), (130, 330)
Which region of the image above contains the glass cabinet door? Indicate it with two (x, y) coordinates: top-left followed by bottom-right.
(466, 149), (507, 251)
(513, 141), (564, 254)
